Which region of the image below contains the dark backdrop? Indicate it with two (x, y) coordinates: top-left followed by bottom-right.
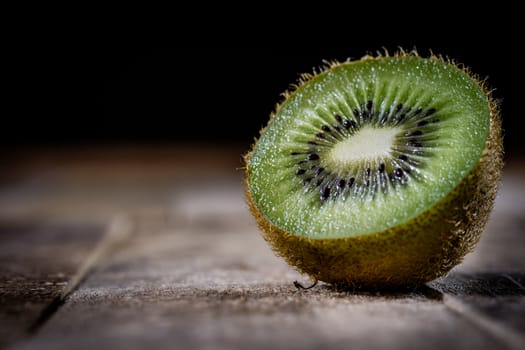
(6, 45), (523, 152)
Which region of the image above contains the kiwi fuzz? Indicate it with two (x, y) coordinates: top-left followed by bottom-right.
(245, 53), (503, 288)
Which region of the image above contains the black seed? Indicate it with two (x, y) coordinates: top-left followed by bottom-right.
(307, 153), (319, 160)
(337, 179), (346, 189)
(407, 130), (423, 137)
(303, 178), (312, 185)
(297, 161), (307, 166)
(399, 154), (408, 161)
(399, 113), (407, 121)
(364, 180), (370, 187)
(366, 100), (373, 111)
(308, 141), (318, 145)
(404, 167), (412, 174)
(291, 152), (300, 155)
(316, 179), (323, 186)
(343, 119), (356, 129)
(395, 168), (403, 178)
(378, 163), (385, 173)
(296, 169), (306, 175)
(353, 109), (360, 117)
(333, 126), (342, 133)
(425, 108), (436, 116)
(320, 187), (330, 201)
(414, 107), (423, 116)
(335, 114), (343, 123)
(365, 168), (371, 177)
(416, 120), (428, 127)
(396, 104), (404, 112)
(432, 118), (440, 123)
(407, 140), (423, 148)
(321, 125), (331, 132)
(348, 177), (355, 187)
(316, 132), (326, 139)
(316, 167), (325, 176)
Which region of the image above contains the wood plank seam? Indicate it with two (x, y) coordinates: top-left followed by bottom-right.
(27, 214), (134, 334)
(502, 274), (525, 291)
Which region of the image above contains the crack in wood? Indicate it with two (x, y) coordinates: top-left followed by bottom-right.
(26, 214), (134, 335)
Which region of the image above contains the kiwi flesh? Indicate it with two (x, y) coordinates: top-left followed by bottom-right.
(245, 53), (503, 289)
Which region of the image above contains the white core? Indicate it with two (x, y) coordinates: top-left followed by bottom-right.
(329, 126), (401, 164)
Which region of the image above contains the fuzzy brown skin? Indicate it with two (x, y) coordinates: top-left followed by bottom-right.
(245, 56), (503, 289)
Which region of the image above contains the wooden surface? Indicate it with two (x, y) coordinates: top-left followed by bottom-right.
(0, 145), (524, 350)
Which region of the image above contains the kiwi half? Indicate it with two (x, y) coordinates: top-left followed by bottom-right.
(245, 53), (503, 289)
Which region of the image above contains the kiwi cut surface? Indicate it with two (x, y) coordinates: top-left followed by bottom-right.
(245, 53), (502, 288)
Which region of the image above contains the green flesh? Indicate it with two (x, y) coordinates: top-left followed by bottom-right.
(248, 56), (490, 239)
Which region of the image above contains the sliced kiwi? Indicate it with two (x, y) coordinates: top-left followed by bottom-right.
(245, 53), (503, 288)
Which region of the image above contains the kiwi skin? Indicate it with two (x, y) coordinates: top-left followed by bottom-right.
(244, 53), (503, 289)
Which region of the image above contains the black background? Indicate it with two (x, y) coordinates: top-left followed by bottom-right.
(6, 43), (523, 154)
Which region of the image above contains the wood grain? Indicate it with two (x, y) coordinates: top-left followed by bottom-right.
(1, 146), (524, 350)
(0, 223), (105, 348)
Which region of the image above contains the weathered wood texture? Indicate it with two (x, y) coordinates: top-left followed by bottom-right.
(1, 146), (524, 350)
(0, 223), (105, 348)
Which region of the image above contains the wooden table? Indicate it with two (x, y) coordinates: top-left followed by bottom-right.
(1, 145), (524, 350)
